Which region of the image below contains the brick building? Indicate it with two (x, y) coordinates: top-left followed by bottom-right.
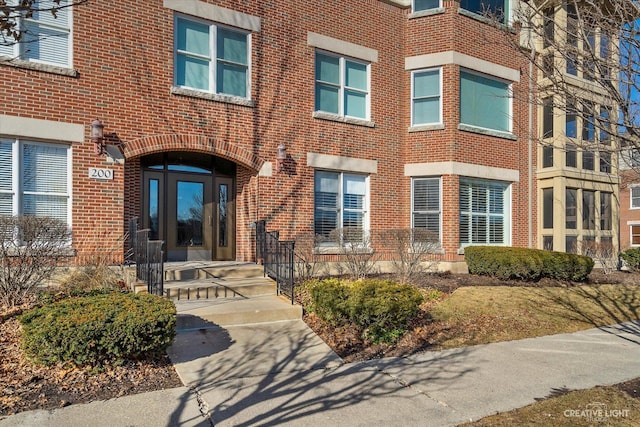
(1, 0), (539, 271)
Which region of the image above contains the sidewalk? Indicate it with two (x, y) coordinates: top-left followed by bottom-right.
(1, 320), (639, 426)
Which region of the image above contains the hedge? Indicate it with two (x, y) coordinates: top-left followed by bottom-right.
(19, 292), (176, 366)
(621, 248), (640, 272)
(464, 246), (593, 282)
(303, 278), (424, 343)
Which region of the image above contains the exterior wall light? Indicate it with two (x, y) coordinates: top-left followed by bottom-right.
(90, 118), (105, 155)
(276, 143), (287, 173)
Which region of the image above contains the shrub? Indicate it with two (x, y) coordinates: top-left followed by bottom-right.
(0, 215), (72, 308)
(303, 278), (350, 326)
(303, 278), (424, 343)
(19, 292), (176, 366)
(347, 280), (424, 342)
(464, 246), (544, 280)
(465, 246), (593, 282)
(621, 248), (640, 272)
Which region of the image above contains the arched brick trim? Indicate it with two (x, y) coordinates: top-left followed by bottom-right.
(123, 134), (265, 172)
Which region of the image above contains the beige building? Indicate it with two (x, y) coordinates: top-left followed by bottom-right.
(532, 2), (619, 256)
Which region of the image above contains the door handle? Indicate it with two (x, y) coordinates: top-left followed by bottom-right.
(209, 215), (212, 226)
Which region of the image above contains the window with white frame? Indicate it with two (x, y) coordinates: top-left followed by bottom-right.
(412, 177), (441, 244)
(460, 0), (509, 23)
(459, 179), (510, 245)
(315, 51), (369, 120)
(413, 0), (441, 12)
(314, 171), (368, 245)
(175, 15), (250, 98)
(631, 187), (640, 209)
(460, 70), (511, 133)
(0, 0), (72, 68)
(0, 139), (70, 224)
(412, 68), (441, 126)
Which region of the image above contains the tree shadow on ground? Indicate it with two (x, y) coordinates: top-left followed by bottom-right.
(168, 319), (474, 426)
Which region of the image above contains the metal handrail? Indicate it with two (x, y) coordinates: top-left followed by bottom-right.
(256, 220), (296, 304)
(130, 219), (164, 297)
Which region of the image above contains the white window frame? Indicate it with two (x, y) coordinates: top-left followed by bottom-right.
(459, 178), (511, 247)
(0, 138), (72, 227)
(411, 67), (442, 127)
(173, 14), (251, 99)
(631, 186), (640, 209)
(411, 177), (442, 245)
(412, 0), (442, 13)
(314, 50), (371, 121)
(314, 170), (370, 247)
(0, 0), (73, 68)
(459, 68), (513, 134)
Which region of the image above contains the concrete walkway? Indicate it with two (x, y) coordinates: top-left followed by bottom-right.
(1, 320), (640, 426)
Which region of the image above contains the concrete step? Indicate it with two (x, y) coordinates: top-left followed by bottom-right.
(174, 295), (302, 328)
(164, 262), (264, 282)
(164, 277), (276, 300)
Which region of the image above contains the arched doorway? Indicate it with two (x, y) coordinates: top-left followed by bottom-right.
(140, 152), (236, 261)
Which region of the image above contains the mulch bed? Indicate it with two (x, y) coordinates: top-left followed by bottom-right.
(0, 314), (182, 417)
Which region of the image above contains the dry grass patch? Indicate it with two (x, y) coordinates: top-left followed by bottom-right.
(464, 379), (640, 426)
(430, 285), (640, 349)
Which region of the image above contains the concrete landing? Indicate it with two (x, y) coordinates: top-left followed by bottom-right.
(175, 294), (302, 328)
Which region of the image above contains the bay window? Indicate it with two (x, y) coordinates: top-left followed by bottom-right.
(459, 179), (510, 246)
(315, 52), (370, 120)
(460, 70), (511, 133)
(412, 178), (441, 244)
(412, 68), (441, 126)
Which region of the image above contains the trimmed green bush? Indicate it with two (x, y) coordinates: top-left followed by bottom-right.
(465, 246), (593, 282)
(303, 278), (424, 343)
(348, 280), (424, 342)
(19, 292), (176, 366)
(621, 248), (640, 272)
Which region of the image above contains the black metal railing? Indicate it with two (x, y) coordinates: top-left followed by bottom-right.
(256, 220), (296, 304)
(130, 218), (164, 296)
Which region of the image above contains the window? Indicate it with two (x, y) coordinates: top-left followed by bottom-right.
(413, 0), (441, 12)
(0, 0), (72, 68)
(412, 68), (441, 126)
(600, 192), (611, 231)
(566, 188), (577, 229)
(460, 70), (511, 133)
(582, 190), (595, 230)
(542, 145), (553, 168)
(542, 7), (554, 48)
(412, 178), (441, 244)
(565, 99), (577, 138)
(543, 188), (553, 228)
(459, 179), (510, 246)
(314, 171), (368, 245)
(315, 52), (369, 120)
(543, 235), (553, 250)
(582, 150), (594, 170)
(582, 104), (595, 142)
(460, 0), (509, 23)
(631, 187), (640, 209)
(543, 97), (554, 138)
(600, 152), (611, 173)
(0, 139), (70, 224)
(631, 225), (640, 246)
(566, 235), (577, 253)
(175, 16), (250, 98)
(565, 144), (577, 168)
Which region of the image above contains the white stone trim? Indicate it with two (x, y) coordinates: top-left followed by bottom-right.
(0, 115), (84, 143)
(307, 32), (378, 63)
(259, 162), (273, 177)
(307, 152), (378, 174)
(163, 0), (261, 32)
(405, 51), (520, 82)
(404, 161), (519, 182)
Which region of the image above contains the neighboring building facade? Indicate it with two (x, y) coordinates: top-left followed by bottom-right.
(1, 0), (539, 271)
(619, 150), (640, 251)
(534, 2), (619, 256)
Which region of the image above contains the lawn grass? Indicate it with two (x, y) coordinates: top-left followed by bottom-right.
(429, 284), (640, 349)
(463, 383), (640, 426)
